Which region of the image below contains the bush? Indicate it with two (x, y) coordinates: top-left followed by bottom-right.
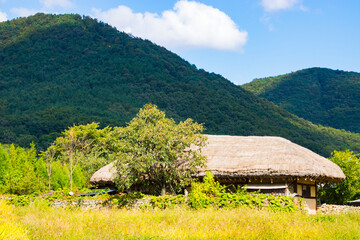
(188, 172), (300, 212)
(319, 150), (360, 204)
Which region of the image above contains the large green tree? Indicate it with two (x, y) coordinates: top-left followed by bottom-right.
(319, 150), (360, 204)
(114, 104), (207, 195)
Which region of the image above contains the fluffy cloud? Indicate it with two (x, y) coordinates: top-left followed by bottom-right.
(261, 0), (302, 12)
(11, 8), (38, 17)
(0, 10), (7, 22)
(93, 0), (247, 51)
(39, 0), (72, 8)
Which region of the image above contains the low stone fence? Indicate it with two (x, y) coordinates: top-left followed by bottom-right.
(318, 204), (360, 214)
(50, 197), (152, 210)
(3, 194), (360, 214)
(50, 199), (110, 210)
(49, 200), (360, 214)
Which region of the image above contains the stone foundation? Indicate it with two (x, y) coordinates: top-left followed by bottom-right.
(318, 204), (360, 214)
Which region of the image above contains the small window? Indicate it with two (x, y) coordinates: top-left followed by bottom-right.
(310, 186), (316, 198)
(247, 188), (285, 195)
(297, 184), (302, 196)
(302, 185), (311, 198)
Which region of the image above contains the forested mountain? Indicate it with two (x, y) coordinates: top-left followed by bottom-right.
(242, 68), (360, 133)
(1, 13), (360, 156)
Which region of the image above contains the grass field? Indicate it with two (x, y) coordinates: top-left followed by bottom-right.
(2, 199), (360, 240)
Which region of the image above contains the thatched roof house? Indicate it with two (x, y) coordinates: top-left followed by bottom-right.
(91, 135), (345, 212)
(91, 135), (344, 184)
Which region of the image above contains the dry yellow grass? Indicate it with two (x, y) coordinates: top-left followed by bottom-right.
(5, 199), (360, 240)
(0, 200), (29, 240)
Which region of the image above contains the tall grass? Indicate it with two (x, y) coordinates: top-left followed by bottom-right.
(6, 199), (360, 240)
(0, 200), (28, 240)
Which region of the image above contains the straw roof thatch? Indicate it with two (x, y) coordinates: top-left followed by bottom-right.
(90, 135), (345, 186)
(90, 161), (117, 186)
(195, 135), (345, 182)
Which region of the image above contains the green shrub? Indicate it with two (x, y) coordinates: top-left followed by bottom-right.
(188, 172), (300, 212)
(110, 192), (145, 207)
(6, 195), (31, 207)
(150, 195), (187, 209)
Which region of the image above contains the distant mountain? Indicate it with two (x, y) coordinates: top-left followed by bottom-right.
(1, 14), (360, 156)
(243, 68), (360, 133)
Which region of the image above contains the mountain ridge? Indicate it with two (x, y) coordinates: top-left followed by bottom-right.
(242, 67), (360, 133)
(1, 13), (360, 156)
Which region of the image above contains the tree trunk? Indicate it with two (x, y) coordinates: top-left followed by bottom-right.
(161, 185), (166, 196)
(48, 171), (51, 191)
(69, 152), (73, 191)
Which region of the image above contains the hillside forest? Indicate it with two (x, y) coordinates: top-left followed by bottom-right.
(1, 14), (360, 157)
(243, 68), (360, 133)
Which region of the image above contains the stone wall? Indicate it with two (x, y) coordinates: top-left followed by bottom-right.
(49, 200), (360, 214)
(318, 204), (360, 214)
(4, 194), (360, 214)
(50, 199), (111, 210)
(49, 197), (152, 210)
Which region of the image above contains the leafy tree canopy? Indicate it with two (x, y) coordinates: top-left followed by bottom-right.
(319, 150), (360, 204)
(0, 143), (85, 195)
(114, 104), (207, 195)
(46, 122), (116, 190)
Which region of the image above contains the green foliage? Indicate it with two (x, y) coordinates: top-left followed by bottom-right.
(149, 195), (187, 209)
(110, 192), (145, 207)
(188, 172), (299, 212)
(6, 195), (31, 207)
(0, 14), (359, 157)
(0, 143), (85, 195)
(188, 172), (227, 209)
(114, 104), (207, 195)
(319, 150), (360, 204)
(243, 67), (360, 133)
(46, 122), (116, 189)
(0, 143), (46, 195)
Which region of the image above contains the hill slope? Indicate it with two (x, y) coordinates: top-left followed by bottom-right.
(1, 14), (360, 156)
(243, 68), (360, 133)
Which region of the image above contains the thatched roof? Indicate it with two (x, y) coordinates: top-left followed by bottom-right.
(90, 135), (345, 185)
(90, 161), (117, 186)
(195, 135), (345, 182)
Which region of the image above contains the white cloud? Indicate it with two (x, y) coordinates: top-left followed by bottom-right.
(11, 8), (38, 17)
(93, 0), (248, 51)
(261, 0), (302, 12)
(39, 0), (73, 9)
(0, 10), (7, 22)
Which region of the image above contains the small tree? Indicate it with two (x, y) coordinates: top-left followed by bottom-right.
(114, 104), (207, 195)
(49, 122), (116, 191)
(319, 150), (360, 204)
(42, 144), (56, 191)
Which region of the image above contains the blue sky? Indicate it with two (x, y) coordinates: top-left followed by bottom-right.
(0, 0), (359, 84)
